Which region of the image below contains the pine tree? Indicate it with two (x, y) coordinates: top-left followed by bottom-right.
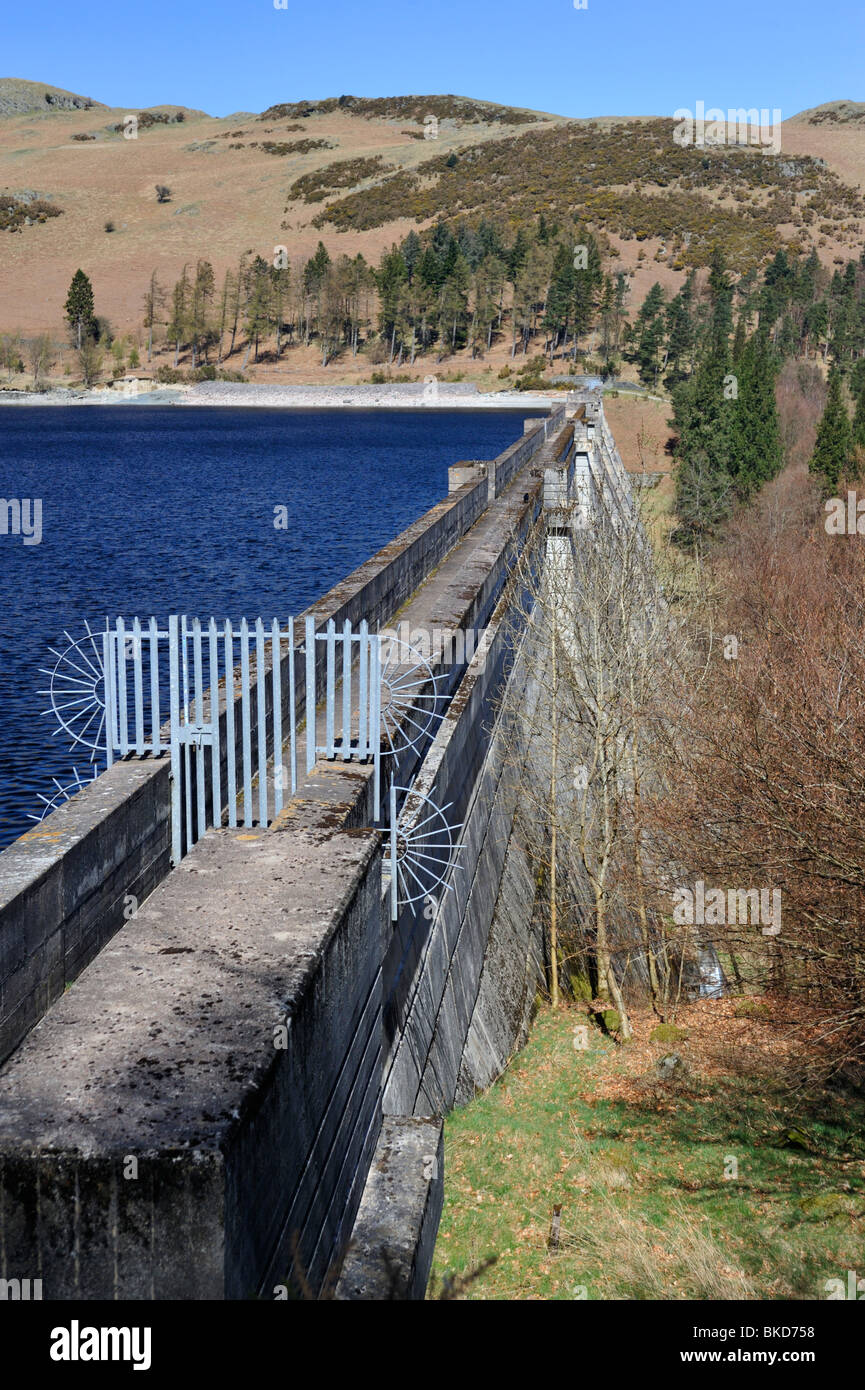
(674, 449), (733, 549)
(664, 272), (696, 384)
(65, 269), (95, 350)
(375, 245), (408, 357)
(672, 250), (735, 537)
(731, 313), (747, 364)
(142, 270), (166, 363)
(630, 283), (666, 386)
(570, 231), (602, 346)
(598, 274), (618, 369)
(189, 259), (215, 368)
(243, 256), (272, 365)
(303, 241), (331, 296)
(506, 227), (529, 288)
(809, 369), (854, 494)
(401, 230), (422, 285)
(729, 328), (782, 498)
(707, 245), (734, 358)
(543, 244), (575, 359)
(166, 265), (190, 368)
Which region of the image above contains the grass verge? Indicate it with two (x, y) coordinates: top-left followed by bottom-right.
(429, 1000), (865, 1300)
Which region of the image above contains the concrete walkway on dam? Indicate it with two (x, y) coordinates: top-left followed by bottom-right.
(240, 445), (545, 828)
(0, 402), (590, 1300)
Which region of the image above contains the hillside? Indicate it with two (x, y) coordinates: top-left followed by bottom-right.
(0, 77), (104, 117)
(0, 84), (863, 349)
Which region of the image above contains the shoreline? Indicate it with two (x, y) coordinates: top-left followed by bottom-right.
(0, 382), (559, 410)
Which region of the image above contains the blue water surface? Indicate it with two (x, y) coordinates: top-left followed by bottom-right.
(0, 405), (536, 847)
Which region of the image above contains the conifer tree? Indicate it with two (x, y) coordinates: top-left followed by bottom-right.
(570, 232), (602, 346)
(809, 368), (854, 493)
(189, 259), (215, 368)
(166, 265), (190, 368)
(664, 272), (696, 385)
(65, 269), (96, 350)
(729, 328), (782, 498)
(629, 282), (666, 386)
(243, 256), (272, 365)
(142, 270), (166, 363)
(672, 248), (734, 537)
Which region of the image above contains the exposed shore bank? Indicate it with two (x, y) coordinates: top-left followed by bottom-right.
(0, 382), (556, 409)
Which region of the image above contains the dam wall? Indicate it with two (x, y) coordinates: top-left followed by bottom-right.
(0, 412), (559, 1066)
(0, 394), (632, 1301)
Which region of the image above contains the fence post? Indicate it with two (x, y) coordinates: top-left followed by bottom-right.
(209, 618), (222, 831)
(288, 615), (296, 795)
(169, 615), (181, 865)
(371, 635), (382, 818)
(102, 626), (114, 769)
(272, 618), (283, 817)
(305, 615), (316, 774)
(390, 781), (398, 921)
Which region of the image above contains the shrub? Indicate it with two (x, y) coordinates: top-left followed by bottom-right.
(516, 355), (547, 376)
(0, 197), (63, 233)
(289, 155), (392, 205)
(307, 116), (862, 271)
(154, 364), (246, 385)
(253, 138), (334, 157)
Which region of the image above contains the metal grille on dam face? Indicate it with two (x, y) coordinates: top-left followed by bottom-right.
(41, 611), (458, 917)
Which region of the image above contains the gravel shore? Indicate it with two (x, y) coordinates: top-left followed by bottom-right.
(182, 381), (554, 409)
(0, 382), (556, 409)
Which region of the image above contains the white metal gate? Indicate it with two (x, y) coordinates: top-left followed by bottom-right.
(41, 614), (461, 907)
(44, 613), (447, 867)
(97, 613), (387, 865)
(167, 615), (300, 864)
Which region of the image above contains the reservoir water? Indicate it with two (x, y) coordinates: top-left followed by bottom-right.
(0, 405), (537, 848)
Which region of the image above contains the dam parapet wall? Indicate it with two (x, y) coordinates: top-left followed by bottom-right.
(0, 395), (636, 1300)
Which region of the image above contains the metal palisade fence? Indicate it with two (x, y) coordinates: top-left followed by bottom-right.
(42, 612), (456, 912)
(98, 614), (386, 865)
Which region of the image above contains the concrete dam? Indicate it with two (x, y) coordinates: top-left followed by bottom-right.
(0, 391), (639, 1300)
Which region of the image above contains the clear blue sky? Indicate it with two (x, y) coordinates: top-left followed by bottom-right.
(4, 0), (863, 120)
